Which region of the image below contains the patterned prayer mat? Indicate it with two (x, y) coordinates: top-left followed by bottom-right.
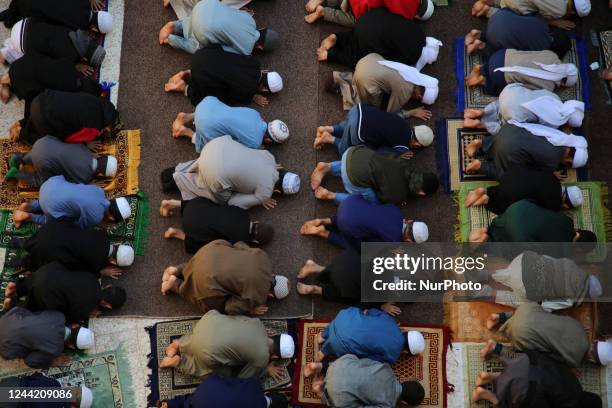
(0, 348), (135, 408)
(453, 37), (590, 112)
(455, 181), (611, 261)
(0, 247), (21, 314)
(292, 320), (450, 408)
(596, 28), (612, 103)
(460, 342), (609, 408)
(443, 301), (598, 344)
(435, 118), (585, 193)
(0, 129), (141, 209)
(146, 318), (296, 406)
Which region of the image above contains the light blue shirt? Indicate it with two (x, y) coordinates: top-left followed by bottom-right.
(194, 96), (268, 152)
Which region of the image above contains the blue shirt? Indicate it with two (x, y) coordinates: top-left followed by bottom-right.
(194, 96), (267, 152)
(166, 374), (267, 408)
(329, 194), (404, 252)
(321, 307), (405, 364)
(38, 175), (109, 229)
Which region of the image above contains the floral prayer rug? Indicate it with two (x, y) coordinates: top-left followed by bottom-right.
(443, 301), (598, 344)
(596, 28), (612, 103)
(434, 118), (585, 193)
(454, 37), (590, 112)
(146, 318), (297, 406)
(460, 342), (609, 408)
(291, 319), (450, 408)
(0, 348), (135, 408)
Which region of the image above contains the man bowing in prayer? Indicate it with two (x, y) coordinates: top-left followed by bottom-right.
(159, 0), (279, 55)
(171, 135), (300, 210)
(300, 195), (430, 252)
(472, 0), (591, 29)
(304, 0), (435, 26)
(12, 175), (132, 229)
(160, 239), (290, 315)
(159, 310), (295, 379)
(171, 96), (289, 152)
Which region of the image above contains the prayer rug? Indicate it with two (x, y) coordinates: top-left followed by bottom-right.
(434, 118), (585, 193)
(443, 301), (599, 344)
(595, 28), (612, 103)
(10, 129), (141, 204)
(146, 318), (297, 406)
(0, 348), (135, 408)
(0, 192), (149, 255)
(292, 320), (450, 408)
(460, 342), (609, 408)
(453, 37), (591, 112)
(0, 246), (22, 315)
(0, 0), (124, 137)
(454, 181), (611, 261)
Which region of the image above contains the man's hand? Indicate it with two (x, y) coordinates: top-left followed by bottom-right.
(75, 64), (95, 77)
(50, 355), (70, 367)
(553, 170), (568, 180)
(89, 308), (103, 318)
(406, 107), (432, 121)
(9, 121), (21, 141)
(400, 151), (414, 160)
(549, 19), (575, 30)
(262, 198), (278, 210)
(252, 94), (269, 107)
(101, 266), (123, 279)
(381, 302), (401, 316)
(90, 0), (105, 10)
(250, 305), (269, 315)
(266, 363), (285, 380)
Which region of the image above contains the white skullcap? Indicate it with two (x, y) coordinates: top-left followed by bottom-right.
(273, 275), (290, 299)
(279, 334), (295, 358)
(412, 222), (429, 243)
(266, 72), (283, 93)
(9, 19), (26, 56)
(420, 0), (435, 20)
(407, 331), (426, 355)
(116, 245), (135, 267)
(573, 0), (591, 16)
(76, 327), (95, 350)
(563, 186), (583, 207)
(588, 275), (603, 299)
(415, 37), (442, 70)
(80, 386), (93, 408)
(282, 172), (300, 195)
(105, 156), (118, 177)
(267, 120), (290, 143)
(414, 125), (434, 147)
(597, 340), (612, 366)
(567, 109), (584, 128)
(564, 74), (578, 87)
(97, 11), (113, 34)
(422, 86), (439, 105)
(113, 197), (132, 220)
(572, 148), (588, 168)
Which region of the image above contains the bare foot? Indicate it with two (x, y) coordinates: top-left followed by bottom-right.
(464, 187), (486, 207)
(305, 0), (323, 12)
(315, 350), (325, 362)
(314, 131), (335, 150)
(297, 259), (324, 278)
(161, 275), (178, 295)
(464, 108), (483, 119)
(159, 22), (174, 45)
(464, 29), (481, 45)
(18, 202), (29, 212)
(160, 355), (180, 368)
(316, 332), (325, 345)
(12, 210), (30, 228)
(165, 340), (180, 358)
(297, 282), (322, 295)
(463, 118), (483, 128)
(480, 339), (497, 359)
(300, 220), (326, 236)
(164, 227), (186, 240)
(316, 47), (328, 62)
(471, 0), (490, 16)
(317, 125), (334, 137)
(467, 39), (485, 55)
(4, 282), (16, 297)
(465, 160), (482, 173)
(2, 297), (12, 311)
(164, 78), (186, 93)
(466, 139), (482, 158)
(485, 313), (500, 330)
(0, 84), (11, 104)
(320, 34), (336, 50)
(303, 362), (323, 378)
(172, 113), (192, 138)
(162, 266), (179, 282)
(160, 199), (180, 217)
(305, 5), (324, 23)
(163, 0), (170, 7)
(310, 162), (330, 190)
(603, 69), (612, 81)
(314, 186), (335, 201)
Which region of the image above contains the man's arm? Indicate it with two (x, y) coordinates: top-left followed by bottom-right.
(24, 351), (56, 369)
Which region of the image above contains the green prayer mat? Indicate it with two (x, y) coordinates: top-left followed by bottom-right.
(0, 192), (149, 255)
(461, 343), (610, 408)
(0, 247), (21, 314)
(455, 181), (612, 260)
(432, 0), (448, 6)
(0, 348), (135, 408)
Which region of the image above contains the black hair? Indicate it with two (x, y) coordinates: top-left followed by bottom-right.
(101, 286), (127, 309)
(256, 28), (268, 47)
(108, 199), (126, 221)
(275, 169), (287, 192)
(400, 381), (425, 405)
(271, 335), (281, 356)
(251, 222), (274, 246)
(579, 392), (602, 408)
(576, 229), (597, 243)
(421, 172), (440, 195)
(160, 167), (178, 193)
(549, 28), (571, 59)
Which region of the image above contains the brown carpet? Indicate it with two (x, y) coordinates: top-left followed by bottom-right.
(112, 0), (612, 332)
